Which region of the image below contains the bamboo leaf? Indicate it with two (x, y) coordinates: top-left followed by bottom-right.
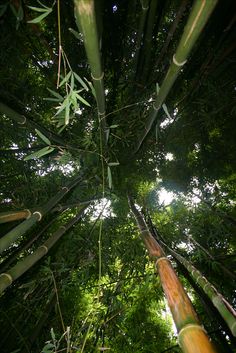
(70, 73), (75, 91)
(58, 125), (66, 133)
(109, 125), (119, 129)
(108, 162), (119, 166)
(27, 8), (52, 23)
(69, 28), (82, 40)
(73, 72), (89, 91)
(43, 97), (61, 102)
(59, 71), (72, 87)
(162, 104), (171, 119)
(28, 6), (48, 12)
(24, 146), (54, 161)
(65, 103), (70, 125)
(107, 166), (112, 189)
(75, 93), (91, 107)
(55, 96), (70, 116)
(50, 328), (56, 341)
(37, 0), (53, 10)
(46, 88), (63, 101)
(84, 78), (96, 98)
(35, 129), (51, 145)
(42, 342), (55, 353)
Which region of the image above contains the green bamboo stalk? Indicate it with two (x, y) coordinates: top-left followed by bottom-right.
(164, 244), (236, 337)
(0, 209), (31, 224)
(0, 101), (67, 147)
(147, 217), (236, 337)
(74, 0), (107, 136)
(133, 0), (150, 78)
(155, 0), (188, 70)
(188, 235), (236, 280)
(134, 0), (218, 153)
(0, 175), (83, 254)
(0, 205), (88, 294)
(0, 198), (95, 224)
(128, 195), (216, 353)
(0, 218), (56, 273)
(140, 0), (158, 82)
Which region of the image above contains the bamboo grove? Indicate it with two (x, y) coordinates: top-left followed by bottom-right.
(0, 0), (235, 352)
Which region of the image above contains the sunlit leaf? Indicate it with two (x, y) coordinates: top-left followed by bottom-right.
(69, 28), (82, 40)
(75, 93), (91, 107)
(70, 73), (75, 90)
(73, 72), (89, 91)
(59, 71), (72, 87)
(28, 6), (48, 12)
(27, 8), (52, 23)
(109, 125), (119, 129)
(162, 103), (171, 119)
(35, 129), (51, 145)
(24, 146), (54, 160)
(84, 78), (96, 98)
(47, 88), (63, 101)
(108, 162), (119, 166)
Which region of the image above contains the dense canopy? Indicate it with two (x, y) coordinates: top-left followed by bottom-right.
(0, 0), (236, 352)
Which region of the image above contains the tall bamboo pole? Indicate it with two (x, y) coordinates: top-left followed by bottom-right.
(146, 214), (236, 337)
(140, 0), (158, 82)
(74, 0), (107, 137)
(0, 101), (68, 147)
(128, 196), (217, 353)
(134, 0), (150, 79)
(0, 218), (56, 273)
(162, 242), (236, 337)
(0, 175), (83, 254)
(0, 199), (94, 224)
(0, 205), (88, 294)
(0, 209), (32, 224)
(155, 0), (188, 71)
(134, 0), (218, 153)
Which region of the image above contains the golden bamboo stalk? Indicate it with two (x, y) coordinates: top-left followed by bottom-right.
(128, 195), (217, 353)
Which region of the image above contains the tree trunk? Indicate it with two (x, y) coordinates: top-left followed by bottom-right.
(128, 195), (217, 353)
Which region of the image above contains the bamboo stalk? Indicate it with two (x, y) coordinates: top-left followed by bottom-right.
(155, 0), (188, 71)
(188, 235), (236, 280)
(0, 175), (83, 254)
(0, 101), (67, 147)
(128, 196), (217, 353)
(0, 209), (31, 224)
(147, 216), (236, 337)
(0, 218), (56, 273)
(74, 0), (107, 136)
(0, 205), (88, 294)
(134, 0), (218, 153)
(133, 0), (150, 78)
(140, 0), (158, 82)
(164, 244), (236, 337)
(0, 198), (94, 224)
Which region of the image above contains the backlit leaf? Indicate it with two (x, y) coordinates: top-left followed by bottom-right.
(24, 146), (54, 161)
(35, 129), (51, 145)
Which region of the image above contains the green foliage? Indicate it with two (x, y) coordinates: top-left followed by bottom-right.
(27, 1), (55, 24)
(0, 0), (235, 352)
